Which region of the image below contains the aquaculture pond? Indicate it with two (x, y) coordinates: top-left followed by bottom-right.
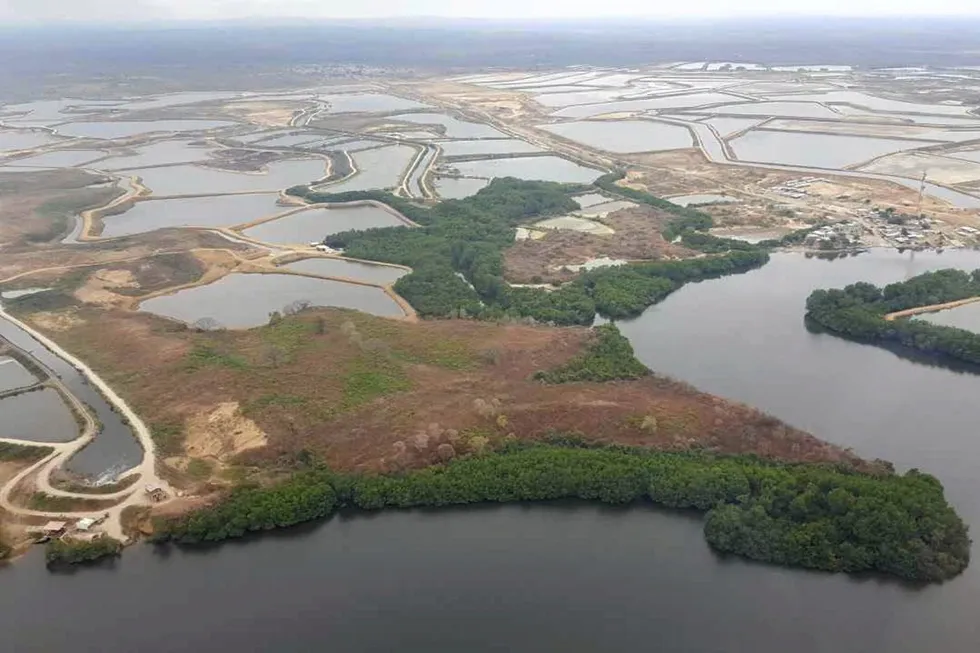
(2, 149), (106, 168)
(668, 193), (740, 207)
(283, 258), (408, 285)
(321, 146), (417, 193)
(437, 139), (542, 157)
(135, 159), (328, 196)
(139, 273), (405, 327)
(551, 92), (738, 119)
(54, 120), (235, 140)
(913, 301), (980, 332)
(0, 130), (60, 152)
(387, 113), (506, 139)
(729, 130), (925, 169)
(450, 156), (602, 184)
(539, 120), (693, 153)
(433, 176), (490, 200)
(0, 356), (37, 392)
(0, 388), (79, 443)
(100, 194), (287, 238)
(243, 205), (408, 244)
(319, 93), (431, 114)
(101, 140), (216, 170)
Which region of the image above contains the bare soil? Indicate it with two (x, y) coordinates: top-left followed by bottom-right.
(504, 206), (694, 283)
(37, 308), (859, 485)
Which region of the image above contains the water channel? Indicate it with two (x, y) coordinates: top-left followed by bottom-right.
(0, 314), (142, 476)
(2, 250), (980, 651)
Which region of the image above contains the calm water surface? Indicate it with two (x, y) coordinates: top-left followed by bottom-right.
(915, 300), (980, 331)
(136, 159), (327, 196)
(452, 155), (601, 184)
(0, 356), (37, 392)
(284, 258), (408, 285)
(102, 194), (285, 237)
(539, 120), (693, 153)
(139, 273), (404, 326)
(244, 205), (406, 244)
(3, 250), (980, 652)
(0, 388), (78, 443)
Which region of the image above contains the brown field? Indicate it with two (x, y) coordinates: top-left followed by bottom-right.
(34, 307), (857, 487)
(504, 206), (694, 283)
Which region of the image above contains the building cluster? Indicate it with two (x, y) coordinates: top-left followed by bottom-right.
(803, 221), (864, 249)
(769, 177), (828, 199)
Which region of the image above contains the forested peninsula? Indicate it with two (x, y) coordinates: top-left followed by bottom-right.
(152, 438), (970, 583)
(286, 173), (769, 325)
(806, 268), (980, 366)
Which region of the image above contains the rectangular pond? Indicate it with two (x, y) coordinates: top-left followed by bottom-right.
(434, 176), (489, 199)
(450, 155), (602, 184)
(100, 140), (216, 170)
(0, 130), (59, 152)
(532, 90), (629, 108)
(0, 387), (79, 443)
(139, 273), (405, 327)
(260, 132), (324, 148)
(283, 258), (408, 285)
(668, 193), (741, 207)
(729, 130), (924, 169)
(135, 158), (328, 196)
(2, 149), (106, 168)
(539, 120), (693, 153)
(0, 356), (38, 392)
(552, 93), (737, 119)
(771, 91), (975, 116)
(702, 102), (843, 120)
(243, 205), (407, 244)
(438, 139), (542, 157)
(101, 194), (287, 237)
(320, 146), (417, 193)
(698, 116), (765, 137)
(573, 192), (613, 208)
(55, 120), (236, 140)
(388, 113), (506, 139)
(320, 93), (431, 114)
(914, 302), (980, 331)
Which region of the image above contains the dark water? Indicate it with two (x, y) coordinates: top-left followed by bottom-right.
(0, 387), (79, 443)
(3, 249), (980, 651)
(0, 317), (142, 477)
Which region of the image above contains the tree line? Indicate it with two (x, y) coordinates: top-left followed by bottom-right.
(287, 176), (769, 325)
(534, 323), (650, 383)
(806, 268), (980, 366)
(151, 440), (970, 583)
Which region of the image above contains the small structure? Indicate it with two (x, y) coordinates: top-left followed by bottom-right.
(41, 521), (67, 536)
(75, 517), (96, 532)
(145, 484), (167, 502)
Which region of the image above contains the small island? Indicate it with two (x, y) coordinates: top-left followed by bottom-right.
(806, 268), (980, 367)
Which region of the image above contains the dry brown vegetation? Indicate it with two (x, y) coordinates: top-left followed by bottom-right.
(35, 307), (856, 487)
(504, 206), (694, 283)
(0, 169), (122, 246)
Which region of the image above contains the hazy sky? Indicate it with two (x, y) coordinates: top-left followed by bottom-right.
(2, 0), (979, 22)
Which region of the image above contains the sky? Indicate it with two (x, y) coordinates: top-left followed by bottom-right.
(1, 0), (979, 23)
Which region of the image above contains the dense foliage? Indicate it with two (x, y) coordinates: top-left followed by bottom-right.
(594, 171), (714, 239)
(153, 469), (338, 543)
(289, 177), (768, 325)
(535, 324), (650, 383)
(45, 537), (122, 565)
(152, 442), (969, 582)
(0, 441), (53, 462)
(806, 268), (980, 365)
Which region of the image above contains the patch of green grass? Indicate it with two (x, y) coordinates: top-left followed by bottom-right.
(184, 343), (249, 371)
(186, 459), (214, 480)
(29, 493), (111, 512)
(260, 318), (315, 356)
(0, 442), (53, 462)
(394, 339), (475, 370)
(341, 355), (411, 410)
(151, 421), (185, 456)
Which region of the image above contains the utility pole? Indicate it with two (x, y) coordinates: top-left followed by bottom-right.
(917, 170), (927, 218)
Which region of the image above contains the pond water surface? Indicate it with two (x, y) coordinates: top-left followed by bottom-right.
(101, 194), (286, 237)
(388, 113), (506, 139)
(0, 387), (79, 443)
(914, 301), (980, 331)
(243, 205), (406, 244)
(451, 156), (601, 184)
(101, 140), (215, 170)
(539, 120), (693, 153)
(0, 356), (37, 392)
(55, 120), (235, 140)
(139, 273), (405, 327)
(434, 176), (489, 199)
(321, 146), (417, 193)
(438, 139), (542, 157)
(729, 130), (925, 169)
(135, 159), (327, 196)
(2, 149), (106, 168)
(283, 258), (408, 285)
(0, 131), (59, 152)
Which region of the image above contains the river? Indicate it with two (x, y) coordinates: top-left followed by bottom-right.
(2, 249), (980, 651)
